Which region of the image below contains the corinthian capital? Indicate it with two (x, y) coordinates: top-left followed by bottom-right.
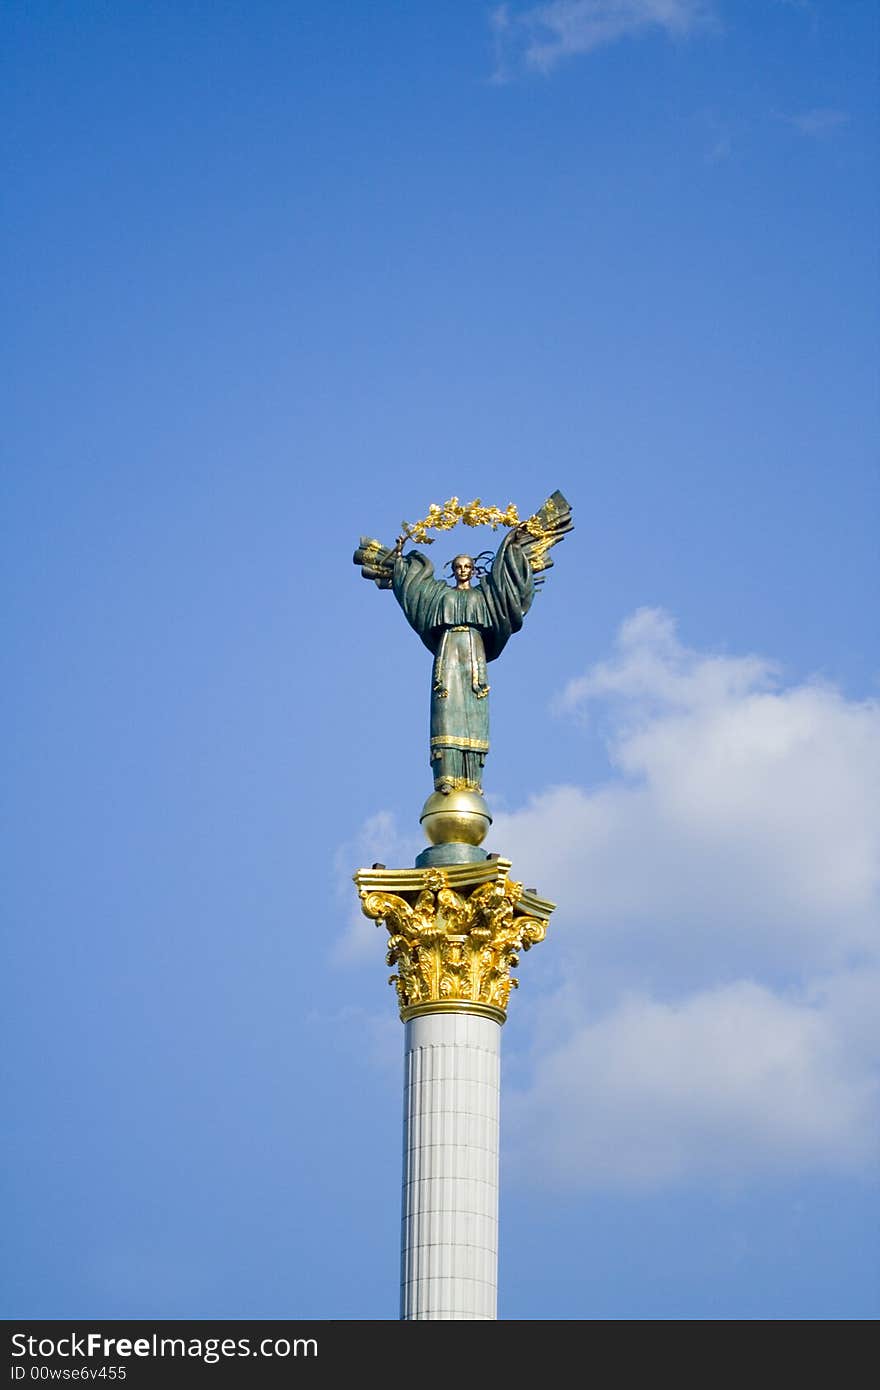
(353, 859), (554, 1023)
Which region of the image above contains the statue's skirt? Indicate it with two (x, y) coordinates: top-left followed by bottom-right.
(429, 626), (489, 789)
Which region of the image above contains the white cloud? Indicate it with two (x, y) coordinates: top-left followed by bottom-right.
(491, 0), (715, 78)
(332, 810), (421, 964)
(496, 609), (880, 1187)
(507, 975), (880, 1189)
(496, 609), (879, 981)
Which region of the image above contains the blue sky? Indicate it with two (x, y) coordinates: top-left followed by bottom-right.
(3, 1), (877, 1320)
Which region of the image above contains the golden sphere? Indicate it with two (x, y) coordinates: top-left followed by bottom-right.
(420, 789), (492, 846)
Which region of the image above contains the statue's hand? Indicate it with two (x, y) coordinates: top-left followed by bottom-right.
(512, 490), (573, 578)
(353, 537), (396, 589)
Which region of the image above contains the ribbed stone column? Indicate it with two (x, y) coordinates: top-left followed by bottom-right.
(400, 1011), (501, 1320)
(353, 857), (553, 1321)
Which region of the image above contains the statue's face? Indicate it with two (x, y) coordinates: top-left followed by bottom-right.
(452, 555), (474, 588)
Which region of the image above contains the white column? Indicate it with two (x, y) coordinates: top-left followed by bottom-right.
(400, 1011), (501, 1320)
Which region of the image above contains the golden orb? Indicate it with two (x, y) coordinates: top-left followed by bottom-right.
(420, 789), (492, 846)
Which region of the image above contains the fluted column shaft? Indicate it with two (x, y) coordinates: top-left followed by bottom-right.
(400, 1012), (501, 1320)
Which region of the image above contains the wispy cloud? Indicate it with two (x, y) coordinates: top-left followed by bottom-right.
(774, 0), (820, 36)
(780, 107), (849, 137)
(706, 130), (733, 163)
(491, 0), (716, 79)
(700, 108), (740, 165)
(332, 810), (421, 964)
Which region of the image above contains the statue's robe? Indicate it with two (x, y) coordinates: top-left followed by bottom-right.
(392, 533), (535, 790)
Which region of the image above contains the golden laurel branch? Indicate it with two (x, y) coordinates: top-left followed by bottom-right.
(401, 497), (546, 546)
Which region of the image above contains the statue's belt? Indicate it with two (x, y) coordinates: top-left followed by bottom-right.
(430, 734), (489, 751)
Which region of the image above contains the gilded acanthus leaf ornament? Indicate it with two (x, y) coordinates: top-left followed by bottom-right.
(354, 862), (551, 1022)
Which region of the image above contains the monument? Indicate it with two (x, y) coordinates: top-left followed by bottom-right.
(352, 491), (572, 1320)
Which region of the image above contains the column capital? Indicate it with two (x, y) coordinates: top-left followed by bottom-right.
(353, 859), (555, 1022)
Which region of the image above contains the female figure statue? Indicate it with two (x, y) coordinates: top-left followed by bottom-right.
(353, 491), (572, 795)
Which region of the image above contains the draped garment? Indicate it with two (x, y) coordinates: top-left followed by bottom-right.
(392, 533), (534, 790)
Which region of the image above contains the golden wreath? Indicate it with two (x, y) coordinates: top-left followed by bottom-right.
(400, 497), (546, 546)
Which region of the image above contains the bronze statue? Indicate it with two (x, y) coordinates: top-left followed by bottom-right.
(354, 492), (573, 796)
